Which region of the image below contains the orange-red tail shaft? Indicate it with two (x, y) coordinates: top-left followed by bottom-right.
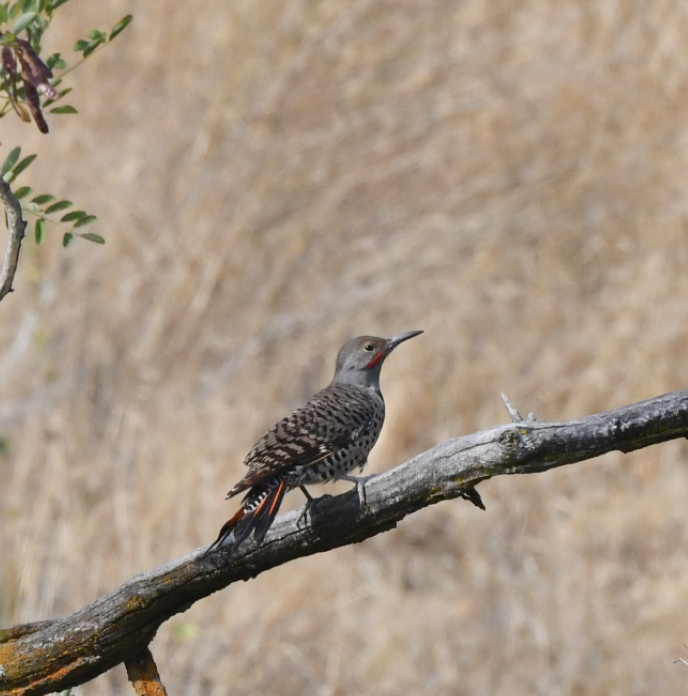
(206, 478), (288, 555)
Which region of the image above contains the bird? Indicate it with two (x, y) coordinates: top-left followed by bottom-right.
(207, 330), (424, 555)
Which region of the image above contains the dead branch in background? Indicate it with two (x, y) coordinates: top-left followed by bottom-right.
(0, 175), (27, 302)
(1, 389), (688, 695)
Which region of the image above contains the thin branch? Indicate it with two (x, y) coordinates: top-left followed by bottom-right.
(125, 647), (168, 696)
(2, 389), (688, 694)
(500, 392), (524, 422)
(0, 175), (27, 302)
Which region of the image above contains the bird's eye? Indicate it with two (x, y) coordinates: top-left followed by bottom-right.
(364, 342), (374, 352)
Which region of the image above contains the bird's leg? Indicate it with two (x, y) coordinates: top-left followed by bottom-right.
(296, 485), (333, 527)
(295, 486), (314, 527)
(299, 485), (315, 503)
(335, 472), (377, 507)
(336, 473), (377, 485)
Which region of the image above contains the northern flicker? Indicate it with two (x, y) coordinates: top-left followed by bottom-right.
(207, 330), (423, 554)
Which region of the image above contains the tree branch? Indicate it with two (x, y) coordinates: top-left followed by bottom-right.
(124, 647), (168, 696)
(2, 389), (688, 694)
(0, 175), (27, 302)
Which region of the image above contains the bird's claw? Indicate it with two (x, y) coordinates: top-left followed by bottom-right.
(296, 493), (333, 527)
(336, 473), (377, 506)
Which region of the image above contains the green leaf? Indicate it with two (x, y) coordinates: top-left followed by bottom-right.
(1, 146), (21, 176)
(0, 6), (8, 23)
(62, 231), (73, 247)
(34, 217), (46, 244)
(46, 53), (66, 70)
(12, 11), (36, 33)
(49, 105), (78, 114)
(87, 29), (106, 42)
(49, 0), (71, 9)
(79, 232), (104, 244)
(28, 11), (46, 34)
(10, 153), (37, 179)
(14, 186), (33, 199)
(73, 214), (96, 228)
(60, 210), (85, 222)
(82, 43), (98, 58)
(73, 39), (89, 51)
(44, 199), (72, 214)
(31, 193), (54, 205)
(109, 14), (133, 40)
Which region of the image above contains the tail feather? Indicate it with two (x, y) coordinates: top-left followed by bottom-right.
(251, 478), (287, 543)
(206, 478), (288, 556)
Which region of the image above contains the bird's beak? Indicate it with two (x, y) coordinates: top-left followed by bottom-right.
(366, 330), (423, 369)
(385, 330), (424, 353)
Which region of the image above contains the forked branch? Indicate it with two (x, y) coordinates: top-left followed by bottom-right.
(2, 390), (688, 694)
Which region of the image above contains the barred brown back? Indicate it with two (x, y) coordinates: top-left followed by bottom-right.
(242, 382), (385, 488)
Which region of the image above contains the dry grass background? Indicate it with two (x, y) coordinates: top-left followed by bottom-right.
(1, 0), (688, 693)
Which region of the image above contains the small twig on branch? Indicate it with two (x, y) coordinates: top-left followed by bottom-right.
(501, 393), (524, 422)
(675, 645), (688, 668)
(125, 647), (169, 696)
(501, 393), (538, 423)
(2, 390), (688, 695)
(0, 175), (27, 302)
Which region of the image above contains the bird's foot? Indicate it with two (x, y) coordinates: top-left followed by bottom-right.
(296, 487), (333, 528)
(335, 473), (377, 506)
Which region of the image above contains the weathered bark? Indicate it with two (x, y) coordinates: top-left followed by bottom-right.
(0, 176), (27, 303)
(125, 647), (168, 696)
(1, 390), (687, 695)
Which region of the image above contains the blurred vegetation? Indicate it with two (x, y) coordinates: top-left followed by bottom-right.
(0, 0), (131, 246)
(2, 1), (688, 695)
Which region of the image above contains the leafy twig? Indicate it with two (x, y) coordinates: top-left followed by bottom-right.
(1, 146), (102, 247)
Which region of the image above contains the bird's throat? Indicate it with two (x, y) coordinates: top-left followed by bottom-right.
(366, 351), (386, 369)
